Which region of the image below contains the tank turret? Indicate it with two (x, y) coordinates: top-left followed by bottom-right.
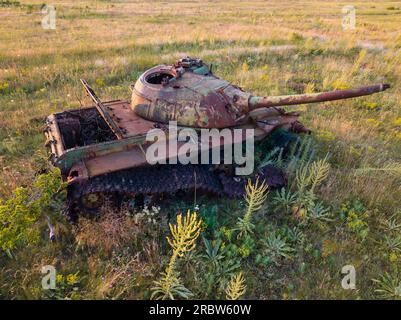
(131, 57), (389, 128)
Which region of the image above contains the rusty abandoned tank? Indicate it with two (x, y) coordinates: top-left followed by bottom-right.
(44, 57), (390, 220)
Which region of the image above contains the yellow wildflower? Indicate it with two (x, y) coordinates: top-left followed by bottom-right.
(241, 62), (249, 73)
(389, 252), (398, 263)
(393, 118), (401, 126)
(66, 273), (78, 285)
(349, 146), (361, 157)
(367, 146), (375, 153)
(167, 210), (202, 257)
(331, 79), (349, 90)
(151, 210), (202, 300)
(95, 78), (105, 86)
(226, 272), (246, 300)
(366, 118), (381, 127)
(56, 274), (64, 283)
(363, 102), (378, 110)
(0, 81), (9, 92)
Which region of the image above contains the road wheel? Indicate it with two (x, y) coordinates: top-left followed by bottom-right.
(81, 192), (105, 210)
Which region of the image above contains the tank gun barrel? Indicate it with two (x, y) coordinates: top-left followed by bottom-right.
(248, 83), (390, 110)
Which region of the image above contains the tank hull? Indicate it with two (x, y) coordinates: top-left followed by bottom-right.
(45, 99), (303, 220)
(45, 100), (304, 184)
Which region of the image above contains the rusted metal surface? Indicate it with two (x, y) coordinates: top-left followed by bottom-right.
(131, 57), (390, 128)
(106, 100), (155, 137)
(44, 101), (143, 176)
(44, 114), (65, 163)
(80, 79), (125, 139)
(248, 83), (390, 109)
(132, 63), (240, 128)
(45, 100), (267, 182)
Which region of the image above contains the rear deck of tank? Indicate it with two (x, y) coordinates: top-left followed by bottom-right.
(104, 100), (156, 138)
(55, 100), (156, 150)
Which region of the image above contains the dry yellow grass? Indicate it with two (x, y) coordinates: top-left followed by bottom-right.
(0, 0), (400, 300)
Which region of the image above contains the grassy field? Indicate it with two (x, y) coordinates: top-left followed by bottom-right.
(0, 0), (401, 299)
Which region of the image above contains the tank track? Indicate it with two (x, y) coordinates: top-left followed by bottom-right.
(67, 164), (285, 221)
(218, 165), (286, 198)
